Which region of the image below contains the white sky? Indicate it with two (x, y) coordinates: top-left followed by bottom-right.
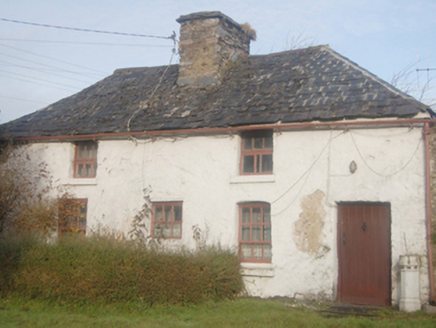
(0, 0), (435, 123)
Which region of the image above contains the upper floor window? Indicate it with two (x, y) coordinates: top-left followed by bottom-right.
(74, 141), (98, 178)
(152, 202), (183, 239)
(240, 131), (273, 175)
(58, 198), (87, 237)
(239, 202), (272, 263)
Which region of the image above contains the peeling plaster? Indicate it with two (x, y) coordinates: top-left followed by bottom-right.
(294, 189), (327, 255)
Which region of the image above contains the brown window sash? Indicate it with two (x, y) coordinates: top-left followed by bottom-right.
(240, 131), (273, 175)
(152, 202), (183, 239)
(58, 198), (87, 237)
(239, 202), (272, 263)
(74, 142), (98, 178)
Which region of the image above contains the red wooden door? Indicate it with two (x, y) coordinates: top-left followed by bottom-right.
(337, 203), (391, 306)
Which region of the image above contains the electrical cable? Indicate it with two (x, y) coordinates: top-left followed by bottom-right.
(0, 69), (79, 92)
(0, 17), (174, 40)
(350, 130), (422, 177)
(271, 134), (332, 205)
(0, 38), (173, 47)
(0, 59), (96, 84)
(2, 74), (78, 93)
(0, 95), (46, 104)
(271, 166), (311, 217)
(126, 39), (177, 132)
(0, 44), (107, 75)
(0, 50), (104, 79)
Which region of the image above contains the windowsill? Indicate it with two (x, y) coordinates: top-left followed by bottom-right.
(64, 178), (97, 186)
(230, 175), (275, 184)
(240, 263), (275, 277)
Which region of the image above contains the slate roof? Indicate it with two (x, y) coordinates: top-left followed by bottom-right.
(0, 45), (431, 139)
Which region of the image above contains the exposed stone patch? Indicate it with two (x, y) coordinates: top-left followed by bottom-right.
(294, 189), (327, 255)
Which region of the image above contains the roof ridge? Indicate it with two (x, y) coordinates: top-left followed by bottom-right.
(114, 64), (177, 75)
(248, 44), (329, 59)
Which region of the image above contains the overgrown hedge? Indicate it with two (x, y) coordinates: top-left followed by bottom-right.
(0, 235), (244, 305)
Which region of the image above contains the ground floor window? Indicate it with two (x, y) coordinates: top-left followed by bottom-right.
(58, 198), (87, 237)
(239, 202), (271, 262)
(152, 202), (183, 239)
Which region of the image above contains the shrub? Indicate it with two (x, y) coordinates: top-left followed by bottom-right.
(0, 234), (244, 305)
(0, 143), (61, 237)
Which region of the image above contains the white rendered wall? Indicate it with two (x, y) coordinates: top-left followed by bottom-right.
(22, 126), (429, 304)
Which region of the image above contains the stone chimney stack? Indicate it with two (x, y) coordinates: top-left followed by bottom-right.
(176, 11), (255, 87)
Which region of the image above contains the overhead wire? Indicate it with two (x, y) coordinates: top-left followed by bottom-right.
(0, 44), (107, 75)
(1, 74), (79, 93)
(126, 38), (178, 132)
(271, 133), (333, 205)
(0, 68), (80, 91)
(0, 17), (177, 121)
(0, 49), (105, 79)
(0, 59), (96, 84)
(0, 38), (174, 48)
(349, 130), (422, 177)
(0, 17), (175, 40)
(0, 95), (46, 104)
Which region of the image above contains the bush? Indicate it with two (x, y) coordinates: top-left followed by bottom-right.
(0, 143), (60, 236)
(0, 234), (243, 305)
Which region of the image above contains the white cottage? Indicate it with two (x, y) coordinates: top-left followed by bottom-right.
(1, 11), (434, 308)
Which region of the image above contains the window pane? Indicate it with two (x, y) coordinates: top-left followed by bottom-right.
(77, 164), (83, 177)
(174, 205), (182, 221)
(85, 164), (91, 177)
(263, 226), (271, 241)
(79, 216), (86, 227)
(253, 244), (262, 259)
(264, 135), (273, 148)
(86, 144), (93, 158)
(243, 155), (254, 173)
(241, 226), (250, 241)
(261, 154), (273, 172)
(254, 137), (263, 149)
(173, 223), (181, 238)
(154, 224), (162, 238)
(93, 163), (97, 177)
(264, 244), (272, 260)
(256, 155), (260, 173)
(252, 226), (261, 241)
(241, 244), (252, 259)
(242, 208), (250, 223)
(263, 207), (271, 223)
(155, 206), (163, 221)
(162, 223), (171, 238)
(78, 145), (85, 158)
(252, 208), (261, 223)
(243, 137), (252, 150)
(164, 206), (172, 221)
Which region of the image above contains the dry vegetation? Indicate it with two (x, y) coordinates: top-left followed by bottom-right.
(0, 143), (243, 306)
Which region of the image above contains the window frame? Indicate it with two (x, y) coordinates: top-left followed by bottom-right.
(58, 198), (87, 237)
(73, 141), (98, 178)
(151, 202), (183, 239)
(239, 202), (272, 263)
(240, 130), (273, 175)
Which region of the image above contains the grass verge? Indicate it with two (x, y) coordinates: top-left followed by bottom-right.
(1, 297), (435, 328)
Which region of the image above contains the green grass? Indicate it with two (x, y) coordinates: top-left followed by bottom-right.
(1, 297), (435, 328)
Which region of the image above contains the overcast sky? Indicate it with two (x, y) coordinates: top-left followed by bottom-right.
(0, 0), (435, 123)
